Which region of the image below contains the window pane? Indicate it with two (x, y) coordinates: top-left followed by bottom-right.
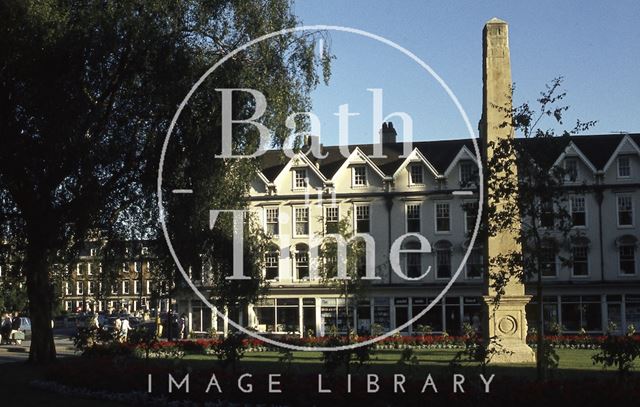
(436, 203), (450, 232)
(406, 204), (421, 233)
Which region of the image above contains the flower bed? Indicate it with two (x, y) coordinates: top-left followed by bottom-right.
(77, 334), (640, 359)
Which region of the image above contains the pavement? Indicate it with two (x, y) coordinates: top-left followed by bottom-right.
(0, 328), (78, 364)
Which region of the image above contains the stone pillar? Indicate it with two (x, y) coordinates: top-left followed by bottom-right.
(480, 18), (535, 363)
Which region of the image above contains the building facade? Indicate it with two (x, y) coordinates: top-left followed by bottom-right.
(58, 241), (167, 315)
(178, 129), (640, 337)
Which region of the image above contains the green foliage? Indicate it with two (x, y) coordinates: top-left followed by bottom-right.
(370, 323), (384, 338)
(321, 336), (375, 374)
(0, 280), (28, 314)
(484, 77), (595, 380)
(213, 334), (246, 371)
(72, 326), (117, 352)
(397, 347), (419, 366)
(539, 339), (560, 377)
(592, 333), (640, 375)
(415, 324), (433, 336)
(0, 0), (332, 361)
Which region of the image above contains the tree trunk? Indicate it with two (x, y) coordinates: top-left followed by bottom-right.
(25, 238), (56, 364)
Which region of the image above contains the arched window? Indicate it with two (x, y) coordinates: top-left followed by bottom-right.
(294, 243), (309, 280)
(264, 245), (279, 280)
(434, 240), (453, 279)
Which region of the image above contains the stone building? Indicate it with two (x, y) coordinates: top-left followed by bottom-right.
(58, 240), (166, 315)
(178, 130), (640, 337)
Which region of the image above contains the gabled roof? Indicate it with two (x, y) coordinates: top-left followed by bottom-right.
(256, 133), (640, 181)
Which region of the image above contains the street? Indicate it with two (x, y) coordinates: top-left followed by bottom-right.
(0, 328), (77, 364)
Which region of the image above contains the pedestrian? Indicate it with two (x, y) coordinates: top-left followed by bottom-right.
(91, 313), (100, 329)
(120, 317), (131, 342)
(179, 314), (186, 340)
(1, 313), (12, 344)
(114, 316), (122, 341)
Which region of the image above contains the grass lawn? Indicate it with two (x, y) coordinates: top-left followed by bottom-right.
(180, 347), (637, 379)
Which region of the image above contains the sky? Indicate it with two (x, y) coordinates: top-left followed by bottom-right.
(291, 0), (640, 146)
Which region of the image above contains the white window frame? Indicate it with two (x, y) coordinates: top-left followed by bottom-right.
(354, 204), (370, 233)
(76, 281), (83, 295)
(617, 156), (631, 178)
(540, 247), (558, 279)
(405, 203), (421, 233)
(146, 280), (151, 294)
(265, 207), (280, 236)
(409, 164), (424, 185)
(618, 244), (636, 276)
(434, 202), (451, 233)
(464, 201), (479, 233)
(293, 168), (307, 190)
(465, 247), (483, 280)
(617, 195), (634, 228)
(87, 281), (94, 295)
(122, 262), (129, 273)
(565, 158), (579, 182)
(134, 280), (140, 295)
(122, 281), (130, 295)
(294, 244), (310, 280)
(324, 206), (339, 233)
(570, 196), (587, 228)
(435, 247), (452, 280)
(571, 246), (589, 278)
(264, 249), (280, 281)
(111, 283), (118, 295)
(352, 165), (368, 187)
(459, 161), (475, 186)
(64, 282), (70, 296)
(90, 248), (97, 257)
(293, 206), (310, 237)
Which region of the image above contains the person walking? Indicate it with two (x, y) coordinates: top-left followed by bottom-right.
(0, 313), (12, 344)
(179, 314), (186, 340)
(120, 317), (131, 342)
(114, 316), (122, 341)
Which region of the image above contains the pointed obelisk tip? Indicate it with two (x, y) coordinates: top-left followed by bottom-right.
(486, 17), (507, 25)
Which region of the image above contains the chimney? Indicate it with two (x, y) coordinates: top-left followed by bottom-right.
(381, 121), (397, 144)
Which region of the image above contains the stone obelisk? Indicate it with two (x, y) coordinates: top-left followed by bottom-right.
(480, 18), (536, 363)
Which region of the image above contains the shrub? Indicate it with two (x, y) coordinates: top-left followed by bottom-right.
(213, 334), (246, 371)
(592, 333), (640, 375)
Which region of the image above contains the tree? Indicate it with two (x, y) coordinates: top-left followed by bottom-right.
(484, 77), (596, 379)
(0, 0), (330, 363)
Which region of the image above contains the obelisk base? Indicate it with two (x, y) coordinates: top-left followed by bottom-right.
(482, 295), (536, 364)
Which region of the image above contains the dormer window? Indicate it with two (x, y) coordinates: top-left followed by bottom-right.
(352, 166), (367, 187)
(618, 156), (631, 178)
(409, 164), (423, 185)
(293, 169), (307, 189)
(460, 161), (475, 186)
(565, 158), (578, 181)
